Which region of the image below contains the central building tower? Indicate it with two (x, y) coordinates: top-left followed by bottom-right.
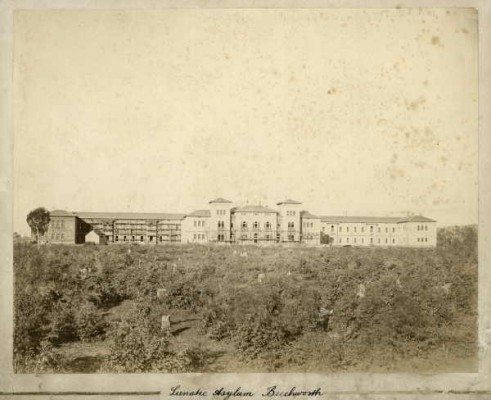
(277, 199), (302, 242)
(208, 198), (233, 243)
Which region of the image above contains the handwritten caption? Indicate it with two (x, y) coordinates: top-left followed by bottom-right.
(170, 385), (322, 399)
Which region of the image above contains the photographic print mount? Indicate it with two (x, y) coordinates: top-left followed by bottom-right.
(1, 0), (491, 398)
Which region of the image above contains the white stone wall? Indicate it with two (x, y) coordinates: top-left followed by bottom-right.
(278, 203), (302, 242)
(181, 216), (209, 243)
(320, 220), (437, 247)
(233, 211), (278, 243)
(301, 217), (321, 245)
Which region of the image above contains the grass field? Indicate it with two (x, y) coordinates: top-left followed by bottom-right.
(13, 225), (478, 373)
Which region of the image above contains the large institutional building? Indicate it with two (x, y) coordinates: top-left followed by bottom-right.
(43, 198), (437, 247)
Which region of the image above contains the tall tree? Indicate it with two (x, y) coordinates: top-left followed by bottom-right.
(26, 207), (50, 247)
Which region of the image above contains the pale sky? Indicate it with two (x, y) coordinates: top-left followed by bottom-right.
(13, 8), (478, 234)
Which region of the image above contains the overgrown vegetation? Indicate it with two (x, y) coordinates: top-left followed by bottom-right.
(13, 225), (478, 373)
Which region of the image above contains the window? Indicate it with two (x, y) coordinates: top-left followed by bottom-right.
(385, 227), (388, 233)
(385, 238), (388, 244)
(241, 234), (247, 240)
(354, 238), (357, 244)
(392, 238), (395, 244)
(242, 221), (247, 230)
(339, 227), (342, 232)
(124, 236), (127, 241)
(370, 238), (373, 244)
(417, 225), (420, 231)
(425, 237), (428, 242)
(378, 227), (381, 233)
(115, 236), (119, 242)
(425, 225), (428, 231)
(347, 237), (350, 243)
(194, 234), (197, 239)
(361, 238), (364, 243)
(354, 227), (357, 233)
(378, 238), (380, 244)
(392, 227), (395, 233)
(265, 222), (271, 230)
(141, 236), (144, 242)
(417, 238), (420, 242)
(347, 227), (350, 233)
(361, 227), (365, 233)
(370, 226), (373, 233)
(253, 221), (259, 229)
(331, 225), (335, 232)
(322, 226), (325, 232)
(339, 237), (342, 243)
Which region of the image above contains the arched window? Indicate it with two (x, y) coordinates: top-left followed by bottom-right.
(242, 221), (247, 230)
(253, 221), (258, 229)
(265, 222), (271, 230)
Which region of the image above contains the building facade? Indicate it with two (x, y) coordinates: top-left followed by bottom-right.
(42, 198), (437, 247)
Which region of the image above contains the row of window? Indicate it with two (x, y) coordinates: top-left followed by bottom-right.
(339, 237), (396, 245)
(241, 221), (274, 230)
(51, 220), (65, 228)
(417, 225), (429, 231)
(193, 234), (205, 240)
(303, 221), (314, 228)
(218, 221), (226, 228)
(193, 220), (205, 227)
(286, 210), (297, 216)
(417, 237), (429, 242)
(322, 225), (396, 234)
(51, 232), (64, 240)
(114, 235), (178, 242)
(216, 210), (227, 215)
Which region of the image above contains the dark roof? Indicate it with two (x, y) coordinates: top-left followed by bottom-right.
(320, 215), (436, 223)
(397, 215), (436, 223)
(187, 209), (211, 218)
(235, 205), (277, 213)
(301, 211), (320, 219)
(76, 212), (186, 221)
(50, 210), (76, 217)
(277, 199), (302, 205)
(208, 198), (232, 204)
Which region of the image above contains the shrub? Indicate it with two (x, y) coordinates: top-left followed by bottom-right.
(75, 302), (107, 342)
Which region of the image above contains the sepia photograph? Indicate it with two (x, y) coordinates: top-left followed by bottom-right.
(2, 0), (488, 394)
